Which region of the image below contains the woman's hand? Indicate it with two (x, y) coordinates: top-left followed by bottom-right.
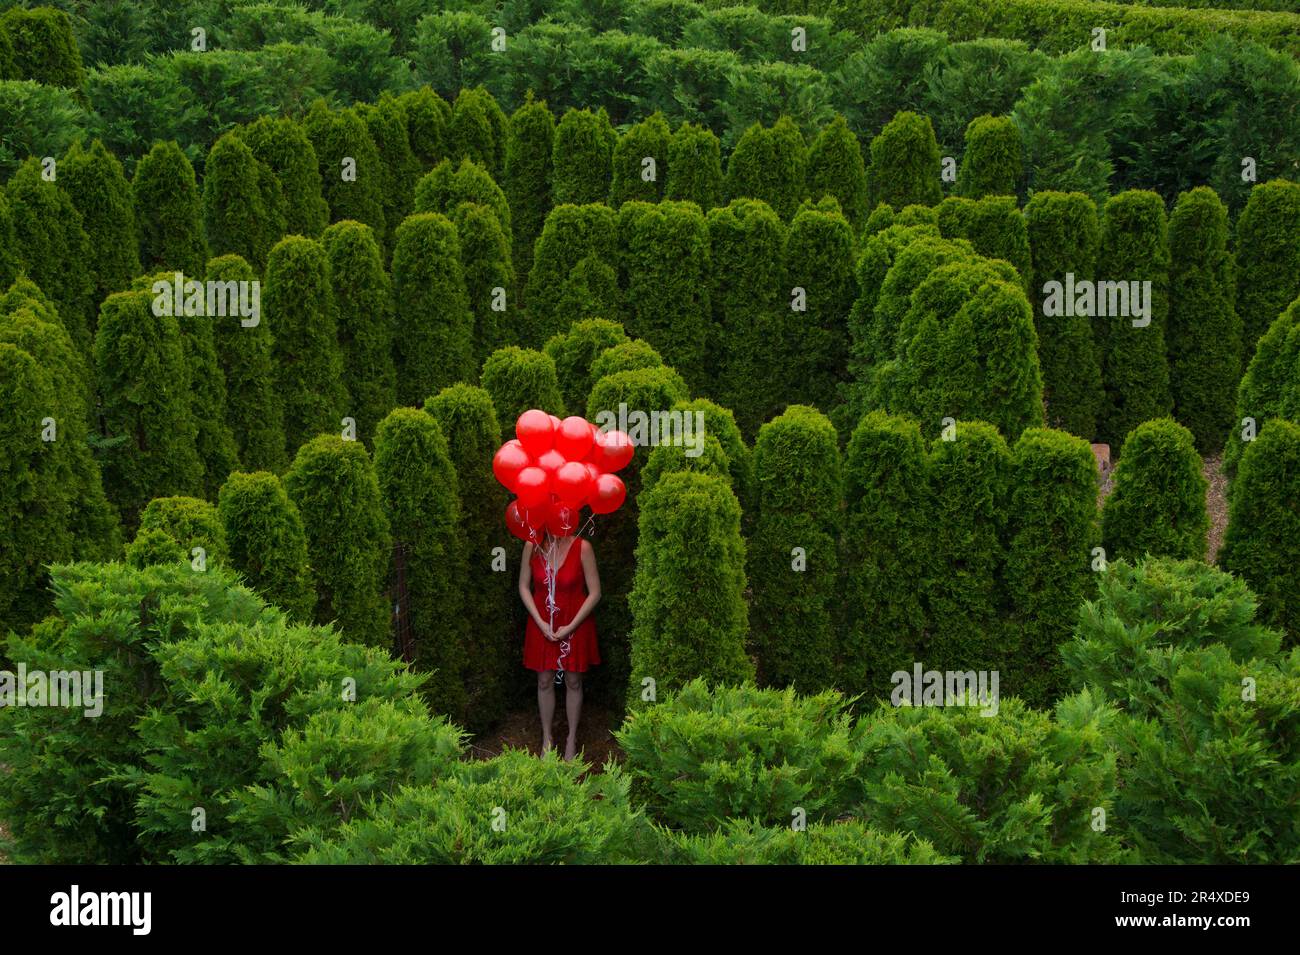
(552, 623), (573, 642)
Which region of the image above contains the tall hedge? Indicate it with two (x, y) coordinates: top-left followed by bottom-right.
(1005, 427), (1099, 707)
(1220, 418), (1300, 643)
(1167, 186), (1240, 453)
(628, 471), (753, 709)
(134, 496), (227, 566)
(132, 140), (207, 279)
(413, 157), (512, 246)
(373, 407), (468, 721)
(544, 318), (629, 416)
(203, 133), (281, 272)
(453, 202), (515, 362)
(1234, 179), (1300, 367)
(207, 254), (285, 472)
(674, 396), (755, 520)
(957, 115), (1023, 199)
(303, 101), (386, 245)
(397, 86), (451, 171)
(1096, 189), (1173, 448)
(239, 115), (329, 240)
(868, 111), (942, 210)
(322, 220), (395, 445)
(1225, 297), (1300, 475)
(748, 406), (841, 692)
(448, 86), (506, 179)
(551, 107), (616, 206)
(611, 112), (672, 206)
(1023, 190), (1105, 438)
(356, 94), (421, 250)
(284, 434), (391, 646)
(0, 7), (84, 92)
(57, 139), (139, 304)
(1102, 418), (1208, 562)
(524, 203), (619, 348)
(390, 212), (475, 405)
(725, 117), (808, 221)
(264, 236), (347, 458)
(217, 470), (315, 622)
(935, 194), (1032, 293)
(664, 122), (723, 211)
(504, 94), (555, 297)
(480, 346), (565, 427)
(807, 115), (869, 229)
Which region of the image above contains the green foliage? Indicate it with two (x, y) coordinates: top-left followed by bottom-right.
(674, 396), (755, 516)
(356, 94), (421, 248)
(504, 93), (555, 294)
(807, 114), (868, 228)
(397, 86), (451, 170)
(414, 158), (512, 248)
(543, 318), (628, 415)
(664, 121), (723, 210)
(935, 194), (1032, 292)
(284, 435), (392, 646)
(1234, 179), (1300, 364)
(457, 201), (517, 363)
(1225, 297), (1300, 475)
(448, 86), (506, 179)
(551, 107), (616, 205)
(590, 339), (671, 383)
(1102, 418), (1208, 562)
(640, 432), (731, 497)
(523, 202), (620, 348)
(134, 496), (227, 566)
(867, 110), (942, 209)
(611, 112), (671, 205)
(203, 132), (281, 271)
(661, 818), (955, 864)
(480, 345), (566, 428)
(724, 116), (808, 220)
(124, 527), (186, 568)
(218, 470), (315, 622)
(0, 79), (85, 180)
(132, 140), (207, 278)
(957, 114), (1023, 199)
(0, 7), (84, 92)
(302, 101), (386, 245)
(239, 115), (329, 239)
(57, 139), (139, 304)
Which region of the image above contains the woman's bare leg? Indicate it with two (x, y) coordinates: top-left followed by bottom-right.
(564, 672), (583, 761)
(537, 670), (556, 754)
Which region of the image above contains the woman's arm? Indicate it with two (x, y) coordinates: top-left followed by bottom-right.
(518, 542), (556, 640)
(554, 540), (602, 640)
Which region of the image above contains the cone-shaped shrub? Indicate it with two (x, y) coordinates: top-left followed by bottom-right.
(922, 420), (1010, 674)
(373, 407), (467, 720)
(628, 471), (752, 709)
(218, 470), (314, 621)
(524, 203), (619, 348)
(748, 406), (841, 692)
(303, 102), (386, 244)
(57, 139), (139, 303)
(264, 236), (347, 457)
(544, 318), (628, 416)
(551, 107), (616, 206)
(480, 346), (565, 427)
(1234, 179), (1300, 365)
(207, 254), (285, 472)
(321, 220), (395, 445)
(639, 433), (731, 498)
(725, 117), (808, 221)
(203, 132), (282, 271)
(134, 496), (227, 566)
(453, 202), (515, 361)
(611, 112), (671, 206)
(1102, 418), (1208, 562)
(1005, 427), (1099, 707)
(957, 115), (1022, 199)
(1096, 190), (1172, 448)
(1225, 298), (1300, 475)
(868, 111), (942, 210)
(0, 193), (17, 288)
(504, 94), (555, 296)
(807, 115), (868, 229)
(1167, 187), (1240, 454)
(448, 86), (505, 179)
(413, 158), (512, 247)
(867, 234), (975, 371)
(0, 7), (84, 92)
(617, 200), (711, 388)
(94, 289), (203, 528)
(239, 115), (329, 239)
(423, 383), (509, 729)
(674, 396), (754, 518)
(132, 141), (206, 278)
(665, 122), (722, 211)
(1024, 191), (1104, 438)
(284, 434), (391, 646)
(357, 94), (421, 247)
(936, 195), (1032, 293)
(1221, 419), (1300, 643)
(398, 86), (451, 171)
(589, 340), (674, 384)
(390, 212), (474, 405)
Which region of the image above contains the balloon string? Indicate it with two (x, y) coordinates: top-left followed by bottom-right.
(538, 515), (597, 686)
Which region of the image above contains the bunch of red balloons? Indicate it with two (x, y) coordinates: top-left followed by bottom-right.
(493, 409), (633, 543)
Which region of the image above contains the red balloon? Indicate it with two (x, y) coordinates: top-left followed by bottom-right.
(536, 448), (567, 484)
(589, 473), (627, 514)
(521, 501), (550, 531)
(592, 429), (634, 473)
(515, 466), (549, 508)
(492, 439), (532, 490)
(555, 415), (595, 461)
(549, 414), (563, 432)
(584, 462), (601, 486)
(505, 501), (540, 543)
(554, 460), (593, 508)
(546, 503), (580, 537)
(516, 409), (554, 457)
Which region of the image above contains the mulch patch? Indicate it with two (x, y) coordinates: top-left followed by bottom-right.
(466, 697), (624, 771)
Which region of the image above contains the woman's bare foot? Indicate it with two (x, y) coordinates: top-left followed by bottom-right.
(541, 736), (554, 756)
(563, 737), (578, 762)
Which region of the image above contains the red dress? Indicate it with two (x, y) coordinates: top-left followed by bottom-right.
(523, 539), (600, 673)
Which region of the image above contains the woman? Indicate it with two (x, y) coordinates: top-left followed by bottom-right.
(519, 531), (601, 760)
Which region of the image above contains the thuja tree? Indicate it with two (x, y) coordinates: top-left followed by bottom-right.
(284, 435), (392, 646)
(1167, 187), (1240, 454)
(413, 158), (512, 247)
(725, 117), (808, 221)
(524, 203), (619, 348)
(922, 420), (1011, 675)
(589, 340), (679, 387)
(640, 433), (731, 498)
(424, 383), (510, 729)
(322, 220), (395, 445)
(57, 139), (139, 304)
(936, 195), (1032, 294)
(1102, 418), (1208, 563)
(504, 94), (555, 296)
(783, 197), (856, 414)
(264, 236), (348, 457)
(453, 202), (515, 362)
(373, 408), (468, 721)
(1234, 179), (1300, 365)
(627, 472), (753, 710)
(1005, 427), (1099, 707)
(390, 212), (475, 405)
(551, 107), (616, 206)
(1221, 419), (1300, 642)
(94, 289), (203, 529)
(957, 115), (1023, 200)
(448, 86), (506, 179)
(1225, 298), (1300, 475)
(303, 101), (386, 245)
(207, 254), (285, 472)
(867, 111), (942, 210)
(617, 200), (711, 389)
(132, 140), (206, 279)
(544, 318), (628, 416)
(134, 496), (228, 566)
(0, 193), (16, 288)
(480, 346), (565, 427)
(674, 397), (755, 522)
(839, 412), (930, 702)
(1023, 191), (1105, 438)
(865, 234), (975, 374)
(664, 122), (722, 211)
(218, 470), (315, 622)
(205, 132), (286, 271)
(398, 86), (451, 171)
(610, 112), (671, 206)
(239, 115), (329, 239)
(356, 95), (421, 246)
(807, 115), (868, 229)
(705, 198), (787, 436)
(1096, 190), (1173, 449)
(0, 6), (84, 92)
(748, 406), (841, 693)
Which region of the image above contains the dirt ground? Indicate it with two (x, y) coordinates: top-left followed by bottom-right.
(466, 697), (624, 771)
